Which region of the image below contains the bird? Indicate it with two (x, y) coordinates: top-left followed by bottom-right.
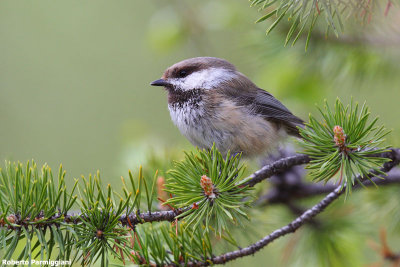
(150, 57), (303, 158)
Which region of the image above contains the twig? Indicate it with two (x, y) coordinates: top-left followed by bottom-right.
(119, 208), (188, 226)
(243, 148), (400, 188)
(186, 149), (400, 266)
(2, 150), (399, 229)
(242, 154), (310, 187)
(257, 168), (400, 205)
(207, 187), (343, 265)
(1, 149), (399, 266)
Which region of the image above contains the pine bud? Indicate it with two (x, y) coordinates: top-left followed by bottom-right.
(7, 214), (17, 224)
(200, 175), (215, 198)
(96, 230), (104, 239)
(157, 176), (168, 200)
(333, 125), (346, 147)
(157, 176), (170, 210)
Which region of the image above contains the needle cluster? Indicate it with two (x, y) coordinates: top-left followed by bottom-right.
(298, 99), (391, 195)
(165, 145), (253, 235)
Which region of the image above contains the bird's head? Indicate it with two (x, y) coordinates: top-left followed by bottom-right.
(150, 57), (238, 92)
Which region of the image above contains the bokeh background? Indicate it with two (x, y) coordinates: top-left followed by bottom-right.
(1, 1), (399, 266)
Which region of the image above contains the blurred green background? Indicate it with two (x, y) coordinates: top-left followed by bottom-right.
(1, 0), (400, 266)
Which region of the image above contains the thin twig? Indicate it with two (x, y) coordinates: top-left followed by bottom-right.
(119, 208), (188, 226)
(243, 154), (310, 187)
(186, 149), (400, 266)
(208, 187), (343, 265)
(1, 149), (399, 266)
(243, 149), (399, 188)
(257, 168), (400, 205)
(2, 150), (399, 228)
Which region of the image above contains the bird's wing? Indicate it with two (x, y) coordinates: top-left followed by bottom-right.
(251, 88), (304, 124)
(220, 79), (304, 136)
(246, 89), (304, 137)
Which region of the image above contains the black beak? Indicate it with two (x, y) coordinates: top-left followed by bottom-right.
(150, 79), (170, 87)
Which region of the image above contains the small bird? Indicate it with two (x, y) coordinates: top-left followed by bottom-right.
(151, 57), (303, 158)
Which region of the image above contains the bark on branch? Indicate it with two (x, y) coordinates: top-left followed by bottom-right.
(1, 149), (399, 267)
(186, 148), (400, 266)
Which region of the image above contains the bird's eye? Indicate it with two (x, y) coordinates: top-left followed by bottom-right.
(178, 70), (188, 78)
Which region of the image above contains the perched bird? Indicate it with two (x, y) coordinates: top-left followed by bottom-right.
(151, 57), (303, 157)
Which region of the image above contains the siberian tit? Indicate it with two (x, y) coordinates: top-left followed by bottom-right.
(151, 57), (304, 157)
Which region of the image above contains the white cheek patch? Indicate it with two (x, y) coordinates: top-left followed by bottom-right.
(170, 68), (235, 91)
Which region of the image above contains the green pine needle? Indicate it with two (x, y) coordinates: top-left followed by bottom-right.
(129, 222), (214, 265)
(298, 99), (391, 196)
(165, 145), (252, 235)
(251, 0), (375, 49)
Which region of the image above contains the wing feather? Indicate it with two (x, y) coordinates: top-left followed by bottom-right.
(219, 75), (303, 136)
(253, 89), (303, 124)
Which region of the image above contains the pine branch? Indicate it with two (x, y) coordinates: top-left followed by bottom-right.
(243, 154), (311, 187)
(0, 154), (315, 229)
(186, 150), (400, 266)
(0, 144), (398, 266)
(2, 149), (398, 229)
(250, 0), (396, 48)
(257, 166), (400, 205)
(119, 208), (187, 226)
(299, 99), (391, 196)
(243, 149), (399, 188)
(204, 188), (343, 265)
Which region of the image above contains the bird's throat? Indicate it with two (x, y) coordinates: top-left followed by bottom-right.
(167, 88), (203, 108)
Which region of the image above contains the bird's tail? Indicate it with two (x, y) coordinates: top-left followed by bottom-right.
(283, 117), (305, 138)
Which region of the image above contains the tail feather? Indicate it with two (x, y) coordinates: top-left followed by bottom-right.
(283, 119), (304, 138)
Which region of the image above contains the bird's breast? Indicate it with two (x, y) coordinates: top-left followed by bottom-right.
(168, 96), (283, 157)
(210, 99), (283, 156)
(168, 101), (215, 150)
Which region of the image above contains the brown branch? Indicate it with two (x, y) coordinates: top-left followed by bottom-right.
(207, 187), (343, 265)
(244, 148), (400, 188)
(119, 208), (188, 227)
(242, 154), (310, 187)
(186, 149), (400, 266)
(257, 168), (400, 205)
(1, 149), (399, 266)
(2, 150), (399, 229)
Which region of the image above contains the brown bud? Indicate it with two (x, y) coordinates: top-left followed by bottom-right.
(96, 230), (103, 239)
(157, 176), (167, 200)
(333, 125), (346, 147)
(7, 214), (17, 224)
(200, 175), (215, 198)
(157, 176), (170, 210)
